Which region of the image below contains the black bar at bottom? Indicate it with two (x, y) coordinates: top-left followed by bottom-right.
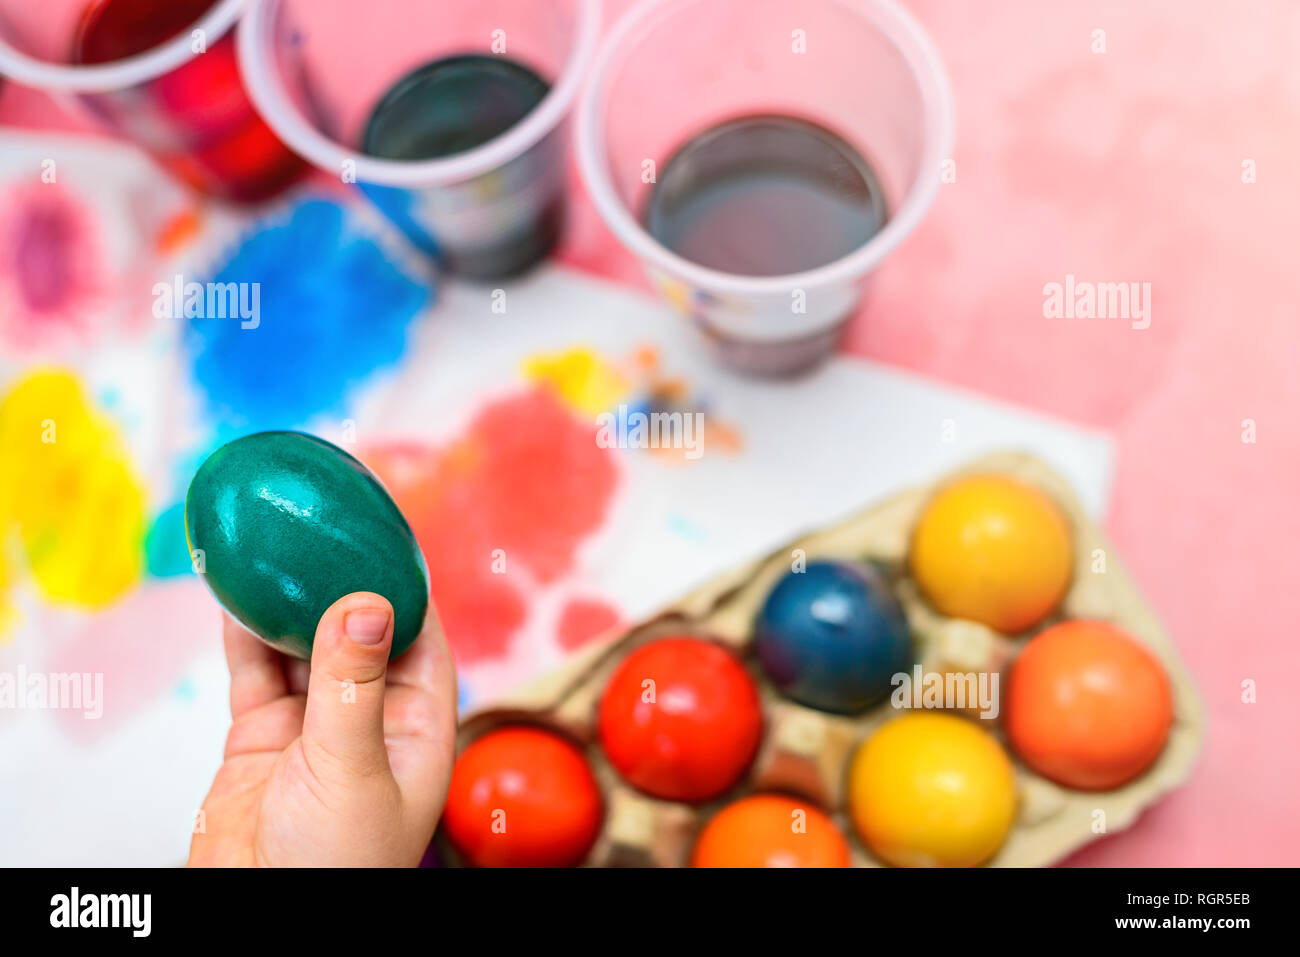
(0, 866), (1281, 943)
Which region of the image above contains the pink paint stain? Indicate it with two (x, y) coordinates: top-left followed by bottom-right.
(362, 387), (620, 666)
(0, 182), (107, 350)
(45, 579), (218, 743)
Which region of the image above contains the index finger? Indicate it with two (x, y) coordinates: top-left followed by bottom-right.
(223, 612), (290, 718)
(387, 600), (457, 706)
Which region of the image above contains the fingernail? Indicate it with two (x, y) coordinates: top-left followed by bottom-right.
(345, 609), (391, 645)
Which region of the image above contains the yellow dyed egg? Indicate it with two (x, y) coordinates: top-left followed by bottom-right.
(909, 474), (1072, 633)
(847, 713), (1016, 867)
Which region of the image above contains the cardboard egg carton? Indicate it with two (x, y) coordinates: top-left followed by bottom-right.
(451, 452), (1204, 867)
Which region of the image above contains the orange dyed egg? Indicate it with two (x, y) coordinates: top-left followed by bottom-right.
(1006, 620), (1173, 790)
(692, 794), (850, 868)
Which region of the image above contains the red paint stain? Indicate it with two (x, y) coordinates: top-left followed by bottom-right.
(363, 387), (619, 665)
(556, 598), (621, 651)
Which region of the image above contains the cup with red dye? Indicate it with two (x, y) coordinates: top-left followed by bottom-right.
(0, 0), (305, 202)
(235, 0), (599, 280)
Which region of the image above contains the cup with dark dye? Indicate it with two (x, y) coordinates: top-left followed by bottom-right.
(0, 0), (306, 202)
(237, 0), (599, 280)
(576, 0), (953, 375)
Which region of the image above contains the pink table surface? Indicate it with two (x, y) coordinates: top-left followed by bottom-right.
(3, 0), (1297, 866)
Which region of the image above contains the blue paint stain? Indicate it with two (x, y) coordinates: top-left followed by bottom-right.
(185, 198), (431, 436)
(174, 676), (198, 703)
(666, 512), (709, 542)
(614, 399), (652, 433)
(360, 183), (442, 260)
(145, 501), (193, 578)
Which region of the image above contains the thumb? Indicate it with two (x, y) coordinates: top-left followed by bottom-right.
(302, 592), (395, 780)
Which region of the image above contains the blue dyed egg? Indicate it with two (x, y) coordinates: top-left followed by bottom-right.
(754, 560), (912, 714)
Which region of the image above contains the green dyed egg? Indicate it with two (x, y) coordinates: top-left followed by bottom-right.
(185, 431), (429, 660)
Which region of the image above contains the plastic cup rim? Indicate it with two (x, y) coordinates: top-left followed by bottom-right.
(574, 0), (956, 296)
(0, 0), (248, 92)
(235, 0), (601, 188)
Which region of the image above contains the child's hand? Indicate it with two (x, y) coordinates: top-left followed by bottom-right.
(188, 592), (457, 867)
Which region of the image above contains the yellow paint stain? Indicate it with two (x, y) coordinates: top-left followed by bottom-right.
(0, 540), (16, 636)
(522, 348), (630, 417)
(0, 370), (146, 613)
(654, 276), (693, 315)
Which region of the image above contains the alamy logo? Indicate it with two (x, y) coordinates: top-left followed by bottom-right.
(891, 666), (1000, 719)
(595, 406), (705, 460)
(50, 887), (151, 937)
(0, 667), (102, 719)
(153, 274), (260, 329)
(1042, 274), (1151, 329)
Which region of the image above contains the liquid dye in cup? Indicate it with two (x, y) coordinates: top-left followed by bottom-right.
(645, 115), (888, 278)
(0, 0), (306, 202)
(236, 0), (599, 282)
(74, 0), (212, 63)
(577, 0), (953, 376)
(360, 54), (562, 279)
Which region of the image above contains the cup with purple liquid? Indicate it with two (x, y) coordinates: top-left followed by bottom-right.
(576, 0), (954, 375)
(0, 0), (306, 202)
(236, 0), (599, 280)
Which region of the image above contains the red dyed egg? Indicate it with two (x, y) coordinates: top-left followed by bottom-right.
(443, 726), (603, 867)
(598, 636), (763, 802)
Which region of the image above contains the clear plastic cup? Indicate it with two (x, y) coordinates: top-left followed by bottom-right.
(0, 0), (306, 202)
(237, 0), (599, 280)
(576, 0), (954, 375)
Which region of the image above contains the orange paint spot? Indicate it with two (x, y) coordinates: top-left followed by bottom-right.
(154, 206), (203, 256)
(632, 344), (660, 373)
(656, 378), (690, 403)
(708, 420), (745, 454)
